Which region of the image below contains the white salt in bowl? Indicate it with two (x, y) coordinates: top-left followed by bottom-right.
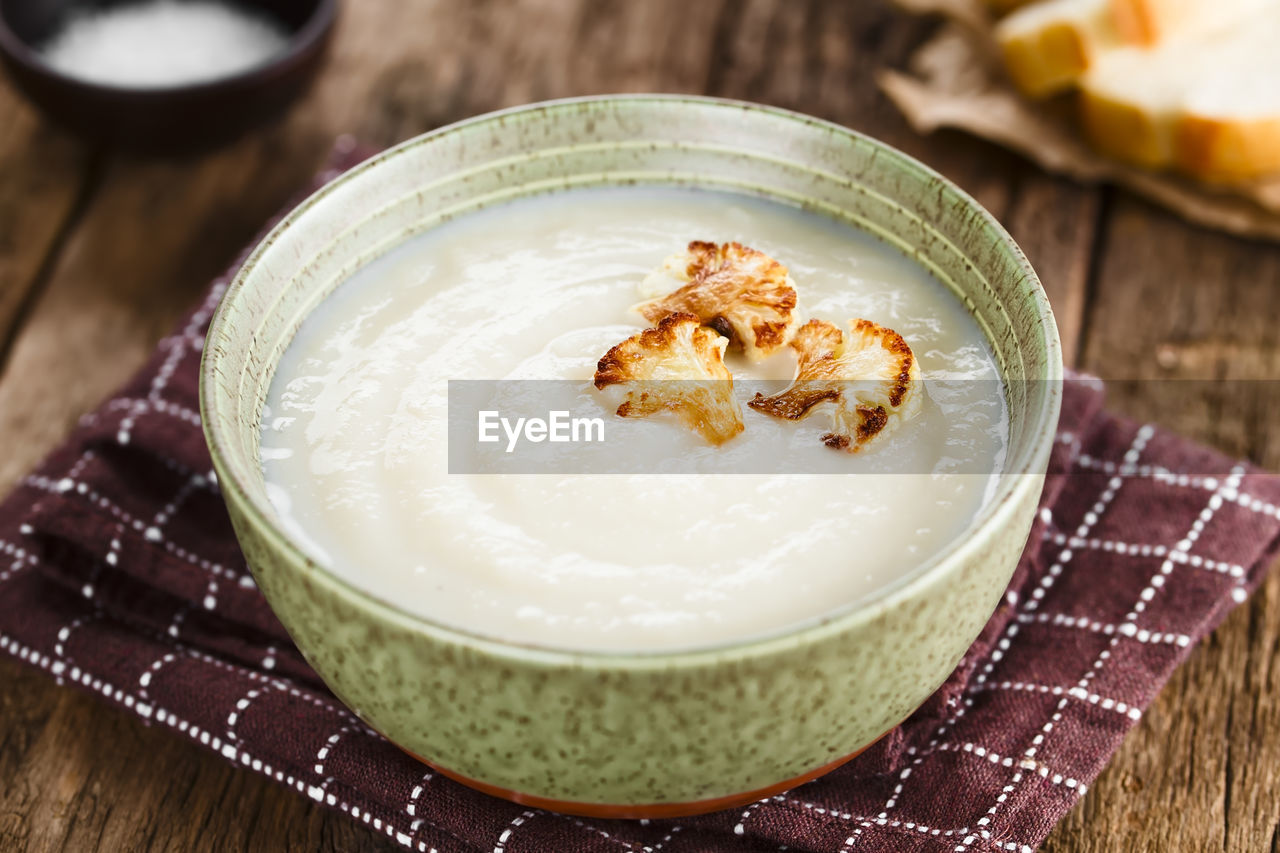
(0, 0), (337, 151)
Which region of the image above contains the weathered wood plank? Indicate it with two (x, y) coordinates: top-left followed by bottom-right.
(0, 147), (315, 492)
(0, 83), (86, 370)
(1002, 176), (1100, 368)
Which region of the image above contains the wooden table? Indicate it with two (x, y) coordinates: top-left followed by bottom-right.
(1, 1), (1276, 850)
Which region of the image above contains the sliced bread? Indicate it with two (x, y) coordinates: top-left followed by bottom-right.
(996, 0), (1268, 97)
(997, 0), (1115, 97)
(1080, 14), (1280, 180)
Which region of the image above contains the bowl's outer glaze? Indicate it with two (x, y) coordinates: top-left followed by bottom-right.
(201, 96), (1063, 809)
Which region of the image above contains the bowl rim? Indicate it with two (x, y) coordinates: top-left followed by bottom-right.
(0, 0), (337, 97)
(200, 93), (1064, 668)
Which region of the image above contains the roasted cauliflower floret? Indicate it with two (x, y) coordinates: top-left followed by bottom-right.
(748, 318), (922, 452)
(594, 312), (745, 445)
(633, 241), (799, 362)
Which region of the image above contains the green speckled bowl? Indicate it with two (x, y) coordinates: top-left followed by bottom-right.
(200, 95), (1062, 818)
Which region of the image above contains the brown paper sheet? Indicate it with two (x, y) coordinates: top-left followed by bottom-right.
(881, 0), (1280, 242)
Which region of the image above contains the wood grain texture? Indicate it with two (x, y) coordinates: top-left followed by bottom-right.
(0, 83), (86, 368)
(0, 0), (1273, 850)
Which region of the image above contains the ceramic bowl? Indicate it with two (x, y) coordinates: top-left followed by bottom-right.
(200, 95), (1062, 818)
(0, 0), (336, 151)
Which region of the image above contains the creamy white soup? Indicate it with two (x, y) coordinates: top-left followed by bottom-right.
(261, 187), (1007, 652)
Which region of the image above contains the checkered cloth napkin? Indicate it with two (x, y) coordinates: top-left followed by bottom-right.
(3, 148), (1280, 853)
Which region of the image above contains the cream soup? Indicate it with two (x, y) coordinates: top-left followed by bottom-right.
(261, 187), (1007, 651)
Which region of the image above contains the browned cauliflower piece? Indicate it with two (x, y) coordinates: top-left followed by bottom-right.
(594, 313), (745, 445)
(749, 318), (922, 452)
(633, 241), (799, 362)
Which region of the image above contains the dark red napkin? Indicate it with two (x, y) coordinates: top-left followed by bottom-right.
(4, 149), (1280, 853)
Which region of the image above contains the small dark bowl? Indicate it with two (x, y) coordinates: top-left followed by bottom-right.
(0, 0), (336, 152)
